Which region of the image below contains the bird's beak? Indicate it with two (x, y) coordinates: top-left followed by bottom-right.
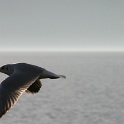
(0, 67), (2, 72)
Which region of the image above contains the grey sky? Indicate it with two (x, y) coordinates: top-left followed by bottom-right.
(0, 0), (124, 51)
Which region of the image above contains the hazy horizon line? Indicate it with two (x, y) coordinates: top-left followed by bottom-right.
(0, 49), (124, 53)
(0, 47), (124, 52)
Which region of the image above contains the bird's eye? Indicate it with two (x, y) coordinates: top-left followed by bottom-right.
(1, 66), (5, 70)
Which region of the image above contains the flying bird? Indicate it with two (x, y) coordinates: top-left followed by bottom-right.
(0, 63), (66, 118)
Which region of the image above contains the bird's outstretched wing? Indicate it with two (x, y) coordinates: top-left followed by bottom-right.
(0, 71), (39, 118)
(26, 79), (42, 94)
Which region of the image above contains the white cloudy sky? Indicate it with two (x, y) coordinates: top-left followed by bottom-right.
(0, 0), (124, 51)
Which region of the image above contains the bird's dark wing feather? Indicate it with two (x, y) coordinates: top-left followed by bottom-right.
(0, 71), (39, 118)
(26, 79), (42, 94)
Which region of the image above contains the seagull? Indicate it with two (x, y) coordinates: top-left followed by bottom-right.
(0, 63), (66, 118)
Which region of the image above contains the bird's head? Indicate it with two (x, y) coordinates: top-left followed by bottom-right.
(0, 64), (14, 75)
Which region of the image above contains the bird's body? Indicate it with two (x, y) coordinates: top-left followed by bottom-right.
(0, 63), (66, 118)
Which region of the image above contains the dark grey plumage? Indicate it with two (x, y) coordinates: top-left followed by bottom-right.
(0, 63), (66, 118)
(26, 79), (42, 94)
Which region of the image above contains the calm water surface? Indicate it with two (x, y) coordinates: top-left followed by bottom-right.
(1, 52), (124, 124)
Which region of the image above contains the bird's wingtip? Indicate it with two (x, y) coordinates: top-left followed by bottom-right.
(59, 75), (66, 79)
